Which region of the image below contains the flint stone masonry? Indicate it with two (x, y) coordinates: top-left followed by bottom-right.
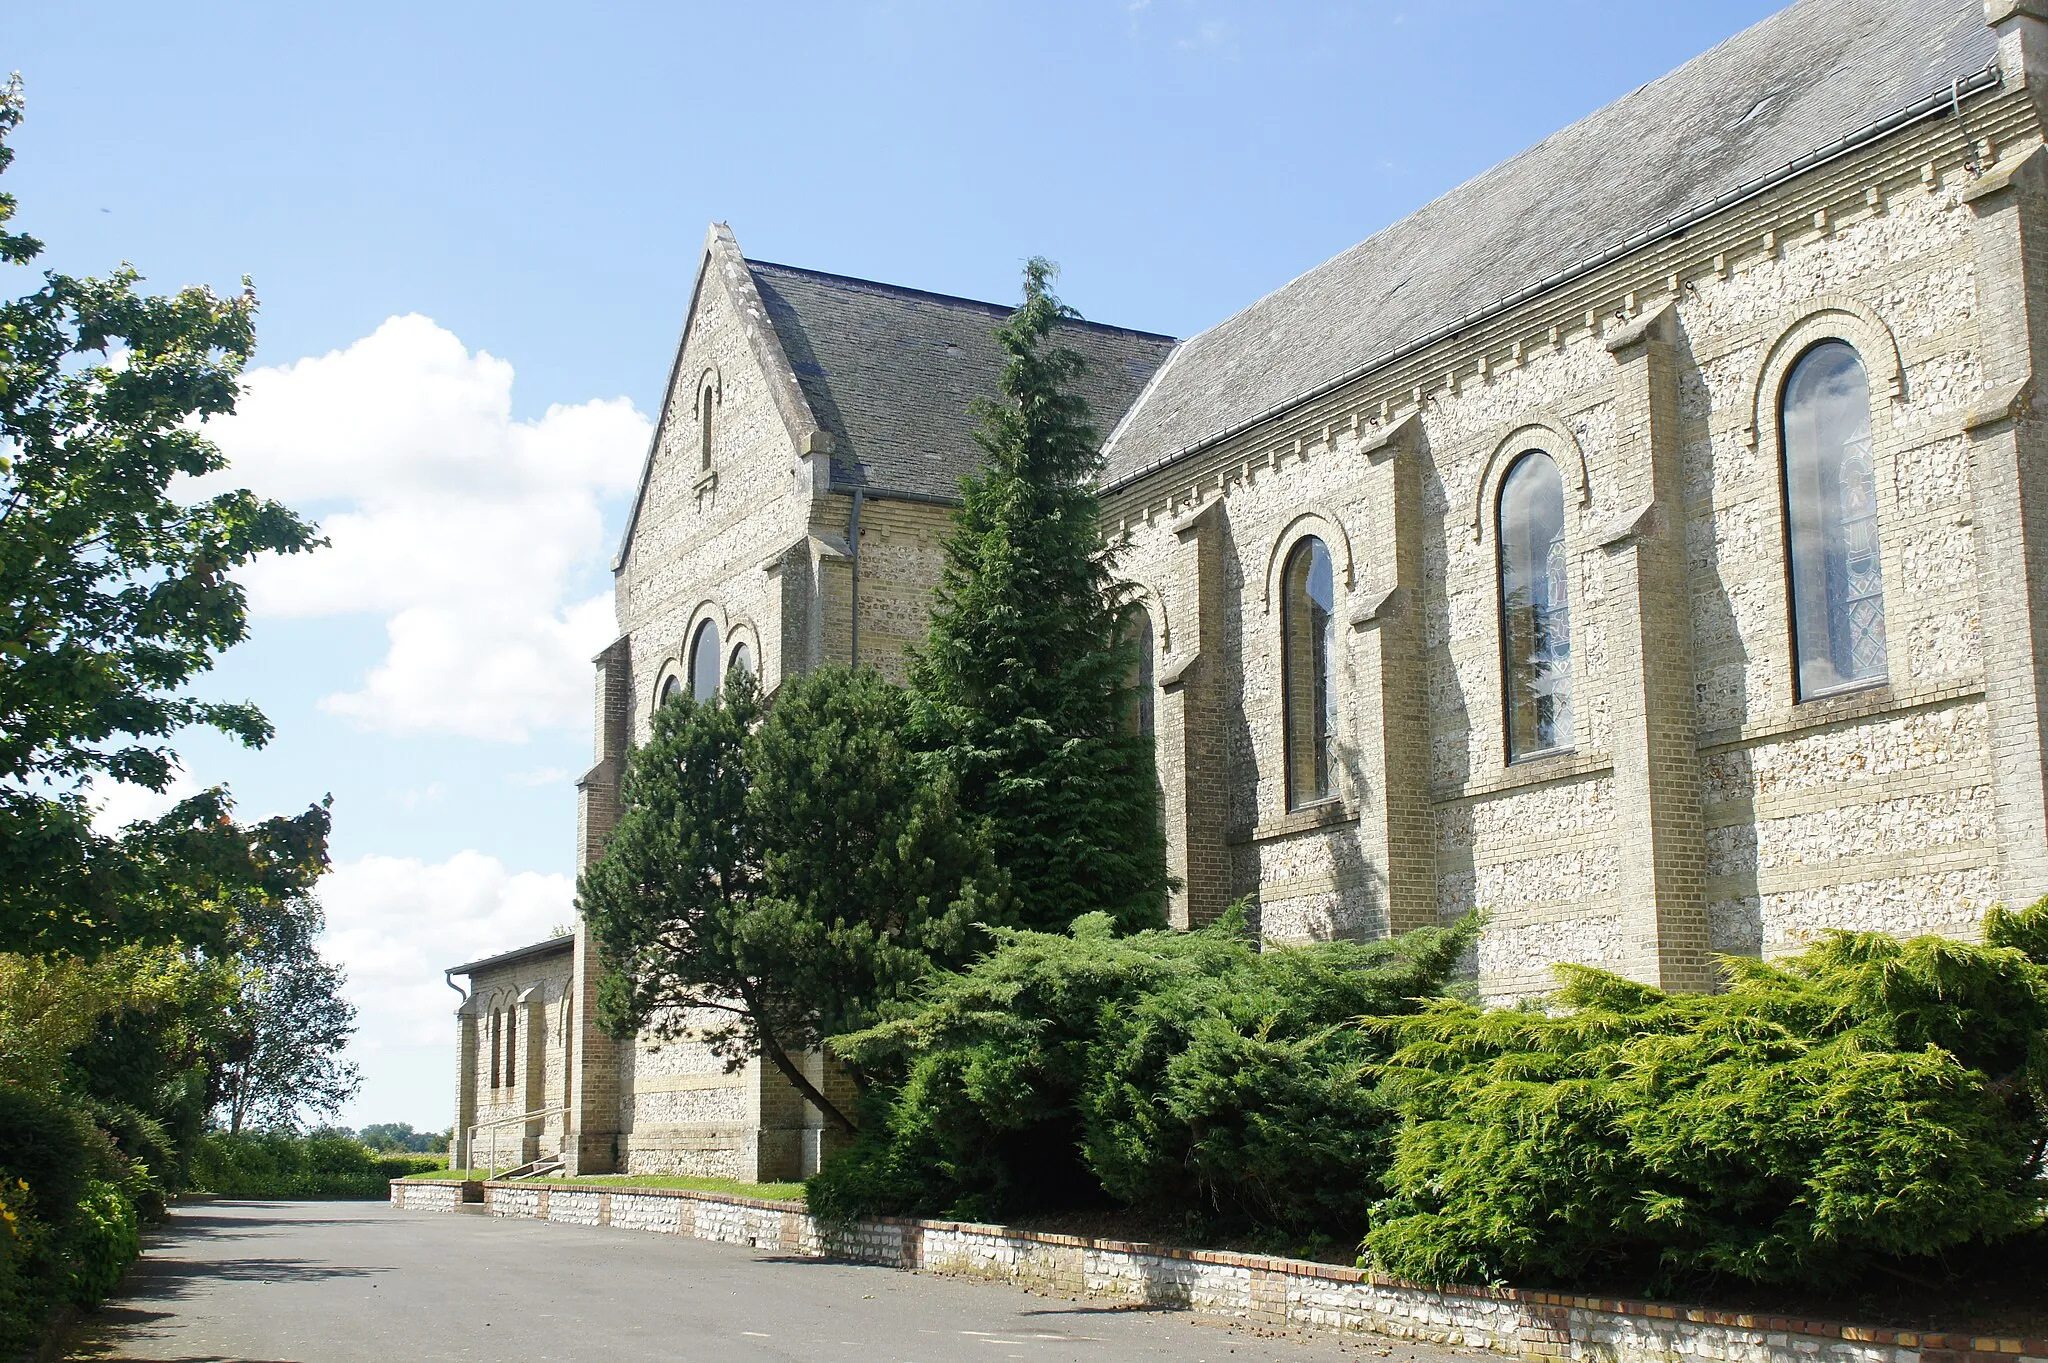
(454, 0), (2048, 1182)
(391, 1180), (2048, 1363)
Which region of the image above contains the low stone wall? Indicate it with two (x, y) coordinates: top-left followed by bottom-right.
(387, 1179), (479, 1211)
(391, 1179), (2045, 1363)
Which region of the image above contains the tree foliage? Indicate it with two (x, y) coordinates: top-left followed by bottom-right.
(909, 258), (1166, 935)
(1364, 905), (2048, 1294)
(0, 75), (328, 959)
(581, 665), (996, 1134)
(208, 892), (360, 1134)
(810, 909), (1478, 1233)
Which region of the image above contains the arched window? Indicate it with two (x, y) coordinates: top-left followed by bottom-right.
(1135, 611), (1156, 739)
(1781, 340), (1885, 698)
(1281, 536), (1337, 807)
(689, 619), (722, 703)
(488, 1009), (501, 1089)
(728, 641), (753, 679)
(504, 1006), (518, 1091)
(1498, 452), (1573, 760)
(1121, 606), (1156, 738)
(658, 674), (683, 707)
(699, 381), (715, 471)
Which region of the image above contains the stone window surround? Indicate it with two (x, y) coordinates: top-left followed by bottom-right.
(1264, 511), (1356, 824)
(1745, 304), (1911, 722)
(1472, 420), (1594, 774)
(652, 602), (763, 717)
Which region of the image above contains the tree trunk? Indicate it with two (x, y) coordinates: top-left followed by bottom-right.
(738, 995), (856, 1136)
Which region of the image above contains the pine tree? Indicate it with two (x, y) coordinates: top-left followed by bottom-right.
(909, 259), (1166, 935)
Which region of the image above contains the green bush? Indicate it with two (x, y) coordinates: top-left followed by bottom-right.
(1364, 904), (2048, 1294)
(0, 1089), (147, 1356)
(192, 1132), (438, 1198)
(64, 1177), (139, 1303)
(811, 909), (1477, 1234)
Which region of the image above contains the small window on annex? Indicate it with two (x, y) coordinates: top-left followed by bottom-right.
(1781, 340), (1886, 698)
(689, 619), (722, 703)
(1498, 451), (1574, 760)
(1281, 536), (1337, 807)
(728, 642), (754, 679)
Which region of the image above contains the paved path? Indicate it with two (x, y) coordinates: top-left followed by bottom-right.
(67, 1201), (1485, 1363)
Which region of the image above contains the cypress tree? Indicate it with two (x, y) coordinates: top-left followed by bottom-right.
(909, 259), (1167, 935)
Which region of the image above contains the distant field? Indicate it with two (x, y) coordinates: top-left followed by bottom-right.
(400, 1170), (805, 1201)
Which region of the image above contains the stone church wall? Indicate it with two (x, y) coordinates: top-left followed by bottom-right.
(1106, 85), (2043, 1001)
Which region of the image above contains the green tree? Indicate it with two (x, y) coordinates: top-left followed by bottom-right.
(581, 666), (994, 1135)
(909, 258), (1166, 935)
(207, 892), (360, 1134)
(0, 77), (329, 959)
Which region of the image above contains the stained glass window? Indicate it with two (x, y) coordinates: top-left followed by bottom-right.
(1282, 536), (1337, 806)
(1782, 341), (1886, 698)
(1499, 452), (1574, 760)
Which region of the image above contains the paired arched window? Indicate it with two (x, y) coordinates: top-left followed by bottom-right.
(1781, 340), (1886, 698)
(1281, 536), (1337, 807)
(728, 641), (754, 679)
(689, 619), (722, 702)
(488, 1009), (502, 1089)
(658, 674), (683, 707)
(1498, 452), (1574, 760)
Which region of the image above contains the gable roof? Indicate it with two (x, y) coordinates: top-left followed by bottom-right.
(1102, 0), (1998, 487)
(747, 260), (1177, 501)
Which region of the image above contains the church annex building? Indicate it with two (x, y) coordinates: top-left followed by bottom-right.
(447, 0), (2048, 1182)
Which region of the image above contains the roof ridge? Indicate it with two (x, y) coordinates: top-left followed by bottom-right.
(745, 257), (1176, 342)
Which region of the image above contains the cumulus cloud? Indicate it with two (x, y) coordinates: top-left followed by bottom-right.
(209, 315), (651, 741)
(318, 851), (573, 1054)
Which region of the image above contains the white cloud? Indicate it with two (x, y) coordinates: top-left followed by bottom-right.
(209, 315), (651, 741)
(318, 850), (573, 1056)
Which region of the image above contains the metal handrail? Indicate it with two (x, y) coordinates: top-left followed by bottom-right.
(466, 1105), (569, 1180)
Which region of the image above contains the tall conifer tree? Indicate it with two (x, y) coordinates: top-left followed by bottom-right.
(910, 259), (1166, 934)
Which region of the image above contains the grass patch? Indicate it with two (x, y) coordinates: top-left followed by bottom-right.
(531, 1174), (805, 1201)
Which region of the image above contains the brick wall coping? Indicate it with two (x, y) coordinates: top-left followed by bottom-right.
(392, 1178), (2047, 1360)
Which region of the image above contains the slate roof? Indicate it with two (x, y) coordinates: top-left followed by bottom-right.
(1102, 0), (1998, 486)
(747, 260), (1177, 502)
(447, 934), (572, 978)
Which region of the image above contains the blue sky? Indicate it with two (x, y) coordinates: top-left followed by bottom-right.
(8, 0), (1782, 1128)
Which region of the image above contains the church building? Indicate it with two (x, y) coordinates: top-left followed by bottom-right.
(450, 0), (2048, 1180)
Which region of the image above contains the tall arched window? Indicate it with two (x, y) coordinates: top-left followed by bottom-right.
(1281, 536), (1337, 807)
(728, 641), (753, 679)
(1498, 452), (1573, 760)
(488, 1009), (502, 1089)
(1121, 606), (1156, 738)
(698, 381), (716, 471)
(1781, 340), (1885, 698)
(504, 1006), (518, 1092)
(1135, 611), (1156, 739)
(689, 619), (722, 703)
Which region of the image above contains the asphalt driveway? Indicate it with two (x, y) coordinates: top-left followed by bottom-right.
(64, 1200), (1486, 1363)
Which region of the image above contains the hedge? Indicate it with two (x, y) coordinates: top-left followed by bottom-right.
(192, 1133), (440, 1199)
